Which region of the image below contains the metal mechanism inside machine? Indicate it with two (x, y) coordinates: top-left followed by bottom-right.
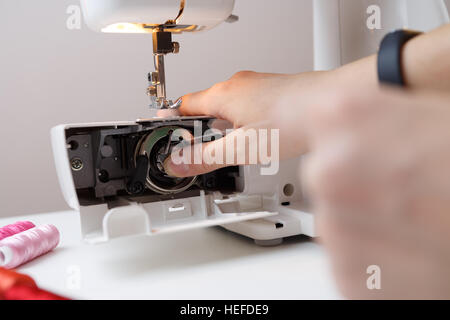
(146, 14), (238, 109)
(65, 118), (239, 206)
(146, 27), (182, 109)
(134, 126), (197, 194)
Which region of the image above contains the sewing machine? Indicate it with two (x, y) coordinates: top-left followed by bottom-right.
(51, 0), (313, 245)
(51, 0), (448, 245)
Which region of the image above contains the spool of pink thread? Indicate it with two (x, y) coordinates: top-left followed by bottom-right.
(0, 221), (35, 241)
(0, 224), (60, 269)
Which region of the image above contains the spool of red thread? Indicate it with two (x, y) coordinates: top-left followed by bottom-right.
(0, 267), (68, 300)
(4, 284), (68, 300)
(0, 267), (37, 299)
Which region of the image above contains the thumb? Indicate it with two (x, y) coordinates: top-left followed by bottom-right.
(163, 127), (275, 177)
(163, 148), (228, 177)
(162, 135), (232, 178)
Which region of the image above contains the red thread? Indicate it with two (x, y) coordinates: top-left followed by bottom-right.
(4, 284), (68, 300)
(0, 267), (69, 300)
(0, 267), (37, 298)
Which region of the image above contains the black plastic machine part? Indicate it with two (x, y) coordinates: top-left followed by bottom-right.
(377, 29), (422, 87)
(152, 30), (176, 54)
(65, 120), (239, 206)
(127, 155), (149, 195)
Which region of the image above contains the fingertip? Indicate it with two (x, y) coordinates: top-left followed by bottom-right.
(178, 92), (199, 116)
(179, 89), (220, 118)
(163, 157), (191, 178)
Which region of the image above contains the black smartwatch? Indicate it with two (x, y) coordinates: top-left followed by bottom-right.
(377, 29), (422, 87)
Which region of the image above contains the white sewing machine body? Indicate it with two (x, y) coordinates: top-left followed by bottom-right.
(80, 0), (236, 33)
(51, 118), (314, 245)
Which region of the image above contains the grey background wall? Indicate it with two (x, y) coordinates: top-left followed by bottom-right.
(0, 0), (314, 216)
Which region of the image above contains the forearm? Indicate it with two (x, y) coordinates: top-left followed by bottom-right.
(403, 23), (450, 91)
(329, 23), (450, 91)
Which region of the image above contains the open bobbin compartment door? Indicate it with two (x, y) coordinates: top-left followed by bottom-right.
(77, 192), (277, 244)
(51, 119), (279, 244)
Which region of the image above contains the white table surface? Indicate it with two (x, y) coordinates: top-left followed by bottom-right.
(0, 210), (341, 300)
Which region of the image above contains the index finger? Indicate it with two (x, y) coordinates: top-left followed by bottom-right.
(179, 88), (222, 118)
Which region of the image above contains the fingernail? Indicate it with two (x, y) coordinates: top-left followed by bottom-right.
(163, 157), (190, 177)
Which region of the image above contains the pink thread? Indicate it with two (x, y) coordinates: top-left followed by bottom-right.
(0, 221), (36, 241)
(0, 224), (60, 269)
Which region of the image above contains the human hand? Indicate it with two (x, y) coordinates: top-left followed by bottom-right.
(300, 87), (450, 299)
(163, 70), (332, 177)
